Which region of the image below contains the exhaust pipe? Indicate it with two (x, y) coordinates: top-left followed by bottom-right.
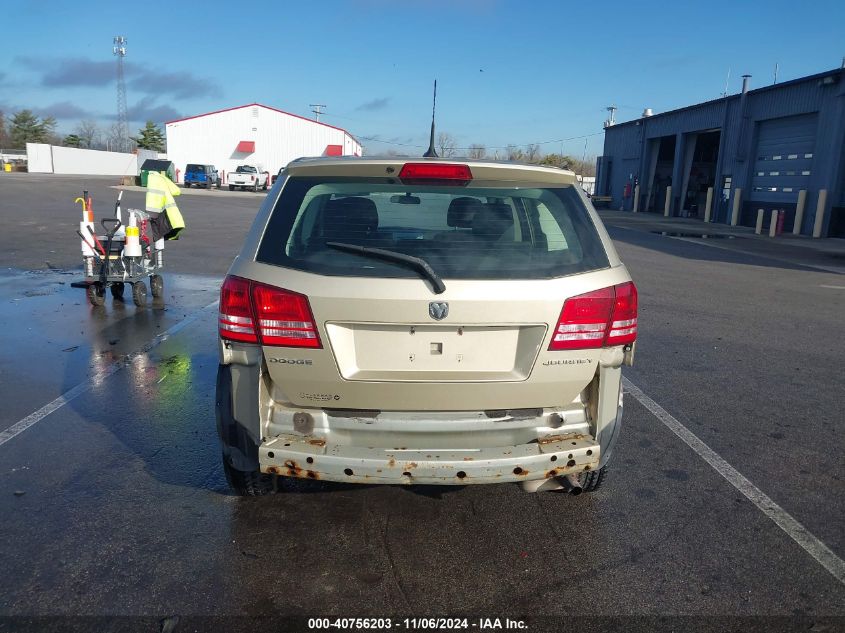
(559, 473), (583, 495)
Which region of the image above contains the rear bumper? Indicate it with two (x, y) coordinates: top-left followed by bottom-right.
(259, 432), (600, 485)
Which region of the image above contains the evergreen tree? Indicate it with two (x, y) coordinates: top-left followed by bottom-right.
(9, 110), (56, 148)
(63, 134), (81, 147)
(131, 121), (165, 152)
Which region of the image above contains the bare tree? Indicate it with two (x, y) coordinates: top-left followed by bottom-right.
(105, 122), (135, 152)
(437, 132), (456, 158)
(467, 144), (486, 160)
(506, 145), (524, 161)
(75, 120), (101, 149)
(525, 143), (541, 163)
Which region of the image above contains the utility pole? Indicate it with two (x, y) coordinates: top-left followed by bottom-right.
(113, 36), (129, 153)
(309, 104), (326, 121)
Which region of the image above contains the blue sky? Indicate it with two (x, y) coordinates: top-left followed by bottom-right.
(2, 0), (843, 158)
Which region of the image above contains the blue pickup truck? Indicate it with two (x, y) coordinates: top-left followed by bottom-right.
(183, 163), (220, 189)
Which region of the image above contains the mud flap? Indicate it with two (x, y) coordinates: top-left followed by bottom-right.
(216, 364), (260, 472)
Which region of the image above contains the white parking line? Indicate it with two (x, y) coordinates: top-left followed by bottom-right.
(0, 300), (219, 448)
(623, 376), (845, 586)
(819, 285), (845, 290)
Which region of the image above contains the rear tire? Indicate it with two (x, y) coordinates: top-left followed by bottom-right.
(110, 282), (125, 300)
(228, 184), (234, 191)
(222, 455), (277, 496)
(579, 465), (608, 493)
(86, 282), (105, 306)
(132, 281), (147, 307)
(253, 181), (258, 192)
(184, 182), (191, 188)
(149, 274), (163, 298)
(262, 180), (268, 191)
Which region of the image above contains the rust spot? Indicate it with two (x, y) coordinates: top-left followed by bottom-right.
(266, 466), (280, 475)
(402, 471), (412, 477)
(406, 462), (418, 469)
(539, 433), (589, 445)
(388, 458), (396, 468)
(463, 457), (474, 461)
(545, 469), (560, 478)
(584, 465), (591, 471)
(306, 470), (319, 479)
(567, 459), (576, 467)
(284, 460), (302, 477)
(308, 438), (326, 447)
(513, 467), (527, 476)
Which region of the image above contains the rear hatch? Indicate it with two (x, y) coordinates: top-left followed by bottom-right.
(224, 161), (632, 411)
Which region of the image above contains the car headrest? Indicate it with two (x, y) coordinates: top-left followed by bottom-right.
(447, 197), (483, 228)
(472, 202), (513, 239)
(322, 196), (379, 241)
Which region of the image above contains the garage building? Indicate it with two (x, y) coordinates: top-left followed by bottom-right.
(596, 66), (845, 237)
(165, 103), (362, 185)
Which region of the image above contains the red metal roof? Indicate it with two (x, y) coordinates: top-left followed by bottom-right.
(236, 140), (255, 153)
(324, 144), (343, 156)
(165, 103), (355, 137)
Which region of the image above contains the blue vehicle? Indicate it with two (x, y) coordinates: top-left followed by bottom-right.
(183, 163), (220, 189)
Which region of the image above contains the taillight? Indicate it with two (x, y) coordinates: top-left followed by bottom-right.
(606, 281), (638, 346)
(251, 282), (320, 348)
(218, 276), (321, 348)
(549, 282), (637, 350)
(398, 163), (472, 185)
(219, 276), (257, 343)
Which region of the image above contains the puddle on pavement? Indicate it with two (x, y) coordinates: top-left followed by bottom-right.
(651, 231), (737, 239)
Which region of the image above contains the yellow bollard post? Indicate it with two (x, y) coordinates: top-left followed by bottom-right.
(813, 190), (827, 238)
(663, 186), (673, 217)
(793, 190), (807, 235)
(704, 187), (713, 223)
(731, 188), (742, 226)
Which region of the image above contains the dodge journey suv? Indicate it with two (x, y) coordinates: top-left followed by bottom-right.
(216, 158), (636, 495)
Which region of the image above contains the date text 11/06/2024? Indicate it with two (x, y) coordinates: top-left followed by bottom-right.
(307, 618), (528, 630)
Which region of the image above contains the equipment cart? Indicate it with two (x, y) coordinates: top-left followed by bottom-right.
(77, 191), (165, 308)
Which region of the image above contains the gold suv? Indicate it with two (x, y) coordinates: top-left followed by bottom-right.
(216, 158), (636, 495)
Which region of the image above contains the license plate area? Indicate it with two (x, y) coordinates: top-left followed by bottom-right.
(326, 323), (546, 382)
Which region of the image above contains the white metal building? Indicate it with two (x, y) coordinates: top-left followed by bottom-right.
(165, 103), (362, 184)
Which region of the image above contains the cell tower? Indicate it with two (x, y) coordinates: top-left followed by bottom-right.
(113, 36), (129, 152)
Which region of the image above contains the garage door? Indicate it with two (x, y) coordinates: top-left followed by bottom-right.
(750, 114), (817, 202)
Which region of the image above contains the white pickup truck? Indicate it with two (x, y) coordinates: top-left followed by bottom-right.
(228, 165), (269, 192)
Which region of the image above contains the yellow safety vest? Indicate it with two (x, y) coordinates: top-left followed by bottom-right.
(145, 171), (185, 240)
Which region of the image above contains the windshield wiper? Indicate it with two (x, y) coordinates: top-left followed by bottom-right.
(326, 242), (446, 295)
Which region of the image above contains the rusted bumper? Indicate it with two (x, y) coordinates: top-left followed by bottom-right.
(259, 434), (600, 485)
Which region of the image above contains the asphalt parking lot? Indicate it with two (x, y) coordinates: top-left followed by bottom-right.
(0, 173), (843, 632)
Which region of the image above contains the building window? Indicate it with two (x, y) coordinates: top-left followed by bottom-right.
(802, 170), (811, 176)
(786, 171), (796, 176)
(783, 187), (793, 192)
(773, 155), (782, 160)
(804, 153), (813, 159)
(757, 172), (765, 176)
(787, 154), (798, 159)
(769, 171), (780, 176)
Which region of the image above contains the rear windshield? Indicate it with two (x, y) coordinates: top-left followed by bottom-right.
(186, 164), (204, 172)
(236, 166), (257, 173)
(256, 177), (609, 280)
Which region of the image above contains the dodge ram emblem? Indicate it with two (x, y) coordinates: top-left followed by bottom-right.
(429, 301), (449, 320)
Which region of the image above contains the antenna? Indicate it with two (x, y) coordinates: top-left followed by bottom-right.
(309, 104), (326, 121)
(113, 36), (129, 153)
(722, 67), (731, 98)
(603, 104), (617, 129)
(773, 62), (779, 84)
(423, 80), (437, 158)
